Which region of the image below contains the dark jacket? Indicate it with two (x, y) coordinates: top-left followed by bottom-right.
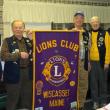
(83, 31), (89, 70)
(84, 28), (106, 70)
(2, 36), (33, 83)
(0, 62), (2, 80)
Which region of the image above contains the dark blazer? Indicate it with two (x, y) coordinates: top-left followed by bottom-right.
(2, 36), (33, 83)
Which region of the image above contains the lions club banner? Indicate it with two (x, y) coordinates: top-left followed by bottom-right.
(33, 31), (79, 110)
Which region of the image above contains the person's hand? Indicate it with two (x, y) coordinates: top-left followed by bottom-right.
(20, 52), (29, 59)
(104, 64), (109, 71)
(26, 30), (32, 40)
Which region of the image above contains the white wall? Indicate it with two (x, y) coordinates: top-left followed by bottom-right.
(3, 0), (110, 38)
(3, 22), (51, 38)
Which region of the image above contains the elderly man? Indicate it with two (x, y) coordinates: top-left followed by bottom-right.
(1, 20), (33, 110)
(89, 16), (109, 109)
(71, 11), (89, 110)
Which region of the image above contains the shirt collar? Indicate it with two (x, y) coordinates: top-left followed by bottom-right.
(12, 35), (24, 41)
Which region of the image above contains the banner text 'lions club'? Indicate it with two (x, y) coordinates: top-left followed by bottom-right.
(33, 31), (79, 110)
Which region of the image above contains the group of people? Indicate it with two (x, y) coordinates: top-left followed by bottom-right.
(72, 11), (110, 110)
(0, 11), (109, 110)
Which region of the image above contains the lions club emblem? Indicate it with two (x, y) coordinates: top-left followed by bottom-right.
(42, 56), (71, 86)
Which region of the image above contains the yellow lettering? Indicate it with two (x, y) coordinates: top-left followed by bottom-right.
(47, 41), (52, 48)
(36, 40), (57, 53)
(43, 90), (70, 98)
(60, 40), (65, 47)
(43, 91), (49, 98)
(60, 40), (79, 52)
(49, 99), (64, 107)
(52, 40), (57, 47)
(73, 44), (79, 51)
(36, 44), (42, 53)
(42, 42), (47, 50)
(69, 42), (74, 49)
(65, 41), (69, 48)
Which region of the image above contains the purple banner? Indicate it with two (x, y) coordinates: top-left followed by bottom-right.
(33, 31), (79, 110)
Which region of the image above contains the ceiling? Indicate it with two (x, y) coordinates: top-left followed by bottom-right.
(17, 0), (110, 5)
(69, 0), (110, 3)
